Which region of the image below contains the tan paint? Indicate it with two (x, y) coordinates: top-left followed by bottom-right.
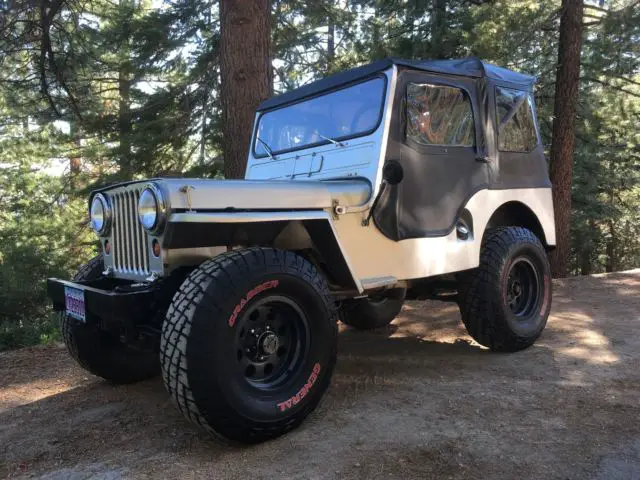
(332, 187), (555, 283)
(158, 178), (371, 211)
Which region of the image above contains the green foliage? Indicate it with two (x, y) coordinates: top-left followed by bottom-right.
(0, 0), (638, 350)
(0, 76), (96, 349)
(0, 122), (96, 349)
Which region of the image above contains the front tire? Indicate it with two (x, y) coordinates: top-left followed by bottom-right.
(340, 288), (406, 330)
(457, 227), (552, 352)
(60, 255), (159, 383)
(161, 248), (338, 443)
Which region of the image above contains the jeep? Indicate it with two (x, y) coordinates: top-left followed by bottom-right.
(47, 57), (555, 444)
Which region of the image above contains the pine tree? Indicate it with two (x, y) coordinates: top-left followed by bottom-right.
(548, 0), (584, 278)
(0, 0), (639, 350)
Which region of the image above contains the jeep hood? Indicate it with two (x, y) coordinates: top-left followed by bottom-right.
(154, 178), (372, 211)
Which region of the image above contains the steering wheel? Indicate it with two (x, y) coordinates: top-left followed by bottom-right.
(349, 103), (379, 133)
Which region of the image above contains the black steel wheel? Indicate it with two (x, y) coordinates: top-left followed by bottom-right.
(161, 248), (337, 444)
(457, 227), (552, 352)
(506, 257), (541, 318)
(235, 296), (310, 388)
(340, 288), (406, 330)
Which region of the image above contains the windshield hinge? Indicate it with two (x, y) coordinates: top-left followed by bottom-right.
(332, 199), (342, 220)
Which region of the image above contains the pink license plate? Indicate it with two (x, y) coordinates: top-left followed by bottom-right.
(64, 286), (86, 322)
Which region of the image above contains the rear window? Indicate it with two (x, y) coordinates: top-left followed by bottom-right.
(406, 83), (475, 147)
(495, 87), (538, 152)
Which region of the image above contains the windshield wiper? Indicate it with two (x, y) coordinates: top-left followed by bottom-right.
(318, 133), (345, 147)
(256, 137), (277, 160)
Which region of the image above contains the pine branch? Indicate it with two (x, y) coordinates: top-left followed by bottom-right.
(38, 0), (63, 117)
(38, 0), (84, 120)
(584, 0), (640, 19)
(583, 77), (640, 98)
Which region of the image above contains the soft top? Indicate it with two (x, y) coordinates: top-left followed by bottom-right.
(258, 57), (536, 112)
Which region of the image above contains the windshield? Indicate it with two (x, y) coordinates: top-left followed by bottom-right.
(254, 77), (386, 157)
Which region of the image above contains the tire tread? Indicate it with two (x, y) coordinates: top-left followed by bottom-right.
(160, 247), (337, 443)
(458, 227), (551, 352)
(61, 255), (159, 383)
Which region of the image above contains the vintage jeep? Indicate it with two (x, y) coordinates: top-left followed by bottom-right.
(47, 57), (555, 443)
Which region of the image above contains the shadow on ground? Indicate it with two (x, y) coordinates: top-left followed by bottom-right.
(0, 271), (639, 479)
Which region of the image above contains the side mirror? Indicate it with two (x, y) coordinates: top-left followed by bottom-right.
(383, 160), (404, 185)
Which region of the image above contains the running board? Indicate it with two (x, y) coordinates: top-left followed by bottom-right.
(360, 276), (399, 291)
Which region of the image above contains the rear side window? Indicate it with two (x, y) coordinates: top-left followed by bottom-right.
(406, 83), (475, 147)
(495, 87), (538, 152)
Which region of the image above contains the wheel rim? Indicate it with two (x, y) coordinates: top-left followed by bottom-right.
(505, 257), (541, 318)
(234, 295), (310, 389)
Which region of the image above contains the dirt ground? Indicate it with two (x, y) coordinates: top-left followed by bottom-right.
(1, 271), (639, 480)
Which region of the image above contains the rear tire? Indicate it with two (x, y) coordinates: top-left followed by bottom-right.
(457, 227), (552, 352)
(60, 255), (159, 384)
(161, 248), (338, 444)
(340, 288), (406, 330)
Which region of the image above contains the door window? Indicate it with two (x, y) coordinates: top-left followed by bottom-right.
(495, 87), (538, 152)
(406, 83), (475, 147)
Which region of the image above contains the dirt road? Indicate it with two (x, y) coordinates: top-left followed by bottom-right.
(1, 271), (639, 479)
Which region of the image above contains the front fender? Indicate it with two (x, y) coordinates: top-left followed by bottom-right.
(164, 210), (363, 292)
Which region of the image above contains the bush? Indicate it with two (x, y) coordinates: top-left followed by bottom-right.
(0, 167), (96, 351)
(0, 315), (61, 351)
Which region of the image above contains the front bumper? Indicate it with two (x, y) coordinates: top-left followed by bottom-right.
(47, 278), (155, 332)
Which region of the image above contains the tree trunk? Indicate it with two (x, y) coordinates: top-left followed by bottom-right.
(372, 5), (384, 59)
(327, 15), (335, 73)
(605, 221), (616, 273)
(200, 4), (213, 166)
(199, 88), (208, 164)
(69, 119), (82, 190)
(579, 248), (591, 275)
(579, 219), (596, 275)
(431, 0), (447, 58)
(548, 0), (584, 278)
(118, 68), (132, 179)
(220, 0), (272, 179)
(118, 0), (133, 180)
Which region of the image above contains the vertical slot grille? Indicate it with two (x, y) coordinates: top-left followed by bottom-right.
(111, 187), (150, 275)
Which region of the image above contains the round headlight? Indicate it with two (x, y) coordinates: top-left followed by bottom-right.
(90, 194), (111, 235)
(138, 184), (166, 233)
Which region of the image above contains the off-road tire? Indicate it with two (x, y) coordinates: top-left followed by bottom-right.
(161, 248), (338, 444)
(457, 227), (552, 352)
(60, 255), (159, 383)
(340, 288), (406, 330)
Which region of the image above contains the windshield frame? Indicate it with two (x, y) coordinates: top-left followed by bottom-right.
(251, 74), (388, 159)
